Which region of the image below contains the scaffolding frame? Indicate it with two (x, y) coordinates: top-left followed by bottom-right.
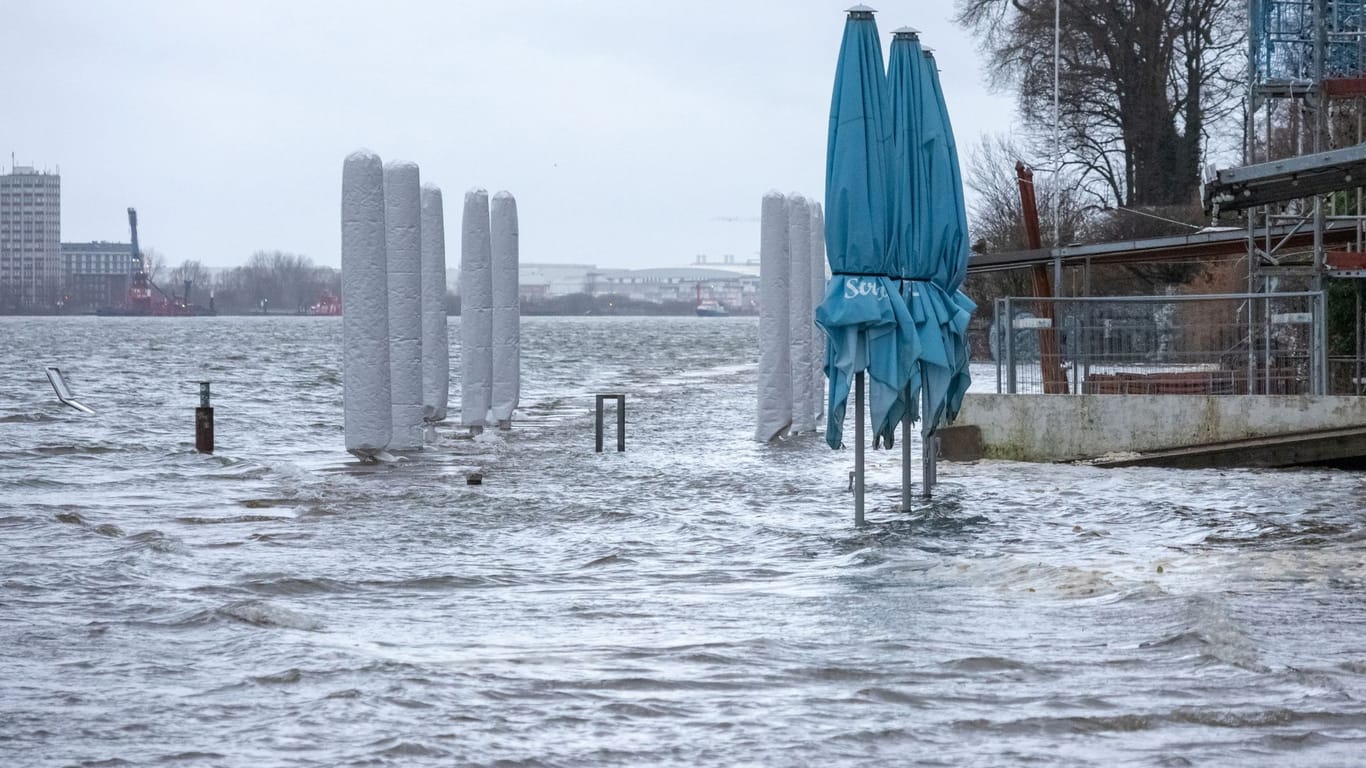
(1246, 0), (1366, 393)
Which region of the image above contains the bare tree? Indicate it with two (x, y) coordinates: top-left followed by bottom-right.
(139, 246), (166, 285)
(956, 0), (1245, 208)
(166, 260), (213, 294)
(961, 135), (1096, 356)
(964, 134), (1090, 254)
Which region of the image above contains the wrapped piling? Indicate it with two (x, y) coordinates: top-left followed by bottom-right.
(490, 191), (520, 427)
(420, 184), (449, 424)
(754, 191), (791, 442)
(384, 161), (424, 451)
(341, 150), (391, 458)
(460, 189), (493, 430)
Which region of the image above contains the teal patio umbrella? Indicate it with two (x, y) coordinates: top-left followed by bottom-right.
(916, 47), (976, 432)
(883, 27), (948, 452)
(815, 4), (914, 462)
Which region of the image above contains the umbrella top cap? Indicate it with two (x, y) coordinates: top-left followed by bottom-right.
(892, 26), (920, 37)
(846, 4), (876, 18)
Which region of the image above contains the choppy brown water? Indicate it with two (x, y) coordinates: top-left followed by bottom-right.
(2, 315), (1364, 767)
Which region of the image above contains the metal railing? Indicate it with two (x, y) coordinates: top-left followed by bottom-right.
(992, 291), (1329, 395)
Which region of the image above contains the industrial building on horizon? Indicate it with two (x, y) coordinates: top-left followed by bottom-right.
(5, 161), (761, 314)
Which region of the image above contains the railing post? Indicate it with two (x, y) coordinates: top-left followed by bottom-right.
(1316, 290), (1329, 395)
(994, 298), (1005, 394)
(1005, 297), (1017, 394)
(595, 394), (625, 452)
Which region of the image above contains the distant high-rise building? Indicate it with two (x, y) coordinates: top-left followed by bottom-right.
(0, 165), (62, 311)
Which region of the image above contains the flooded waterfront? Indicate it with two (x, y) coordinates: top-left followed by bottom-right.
(2, 315), (1364, 766)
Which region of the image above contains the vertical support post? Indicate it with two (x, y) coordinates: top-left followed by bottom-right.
(595, 394), (625, 452)
(1264, 293), (1273, 394)
(1312, 0), (1327, 293)
(1357, 282), (1365, 395)
(196, 381), (214, 454)
(854, 372), (865, 527)
(595, 396), (604, 453)
(920, 388), (936, 499)
(900, 388), (912, 512)
(994, 298), (1004, 393)
(1016, 162), (1068, 394)
(1316, 290), (1329, 395)
(1005, 297), (1017, 394)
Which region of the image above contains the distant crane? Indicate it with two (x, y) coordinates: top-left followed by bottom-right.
(126, 207), (153, 312)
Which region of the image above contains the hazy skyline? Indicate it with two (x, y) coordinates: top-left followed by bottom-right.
(6, 1), (1017, 271)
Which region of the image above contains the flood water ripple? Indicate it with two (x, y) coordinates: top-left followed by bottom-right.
(1, 315), (1364, 766)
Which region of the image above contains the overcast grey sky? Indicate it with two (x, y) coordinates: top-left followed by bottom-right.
(5, 1), (1016, 270)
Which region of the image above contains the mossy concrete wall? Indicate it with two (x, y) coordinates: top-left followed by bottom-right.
(956, 394), (1366, 462)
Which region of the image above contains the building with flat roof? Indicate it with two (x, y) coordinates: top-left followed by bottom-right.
(586, 266), (757, 311)
(62, 241), (133, 312)
(0, 165), (62, 311)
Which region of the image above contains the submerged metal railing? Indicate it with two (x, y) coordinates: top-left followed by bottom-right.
(595, 394), (626, 452)
(992, 291), (1329, 395)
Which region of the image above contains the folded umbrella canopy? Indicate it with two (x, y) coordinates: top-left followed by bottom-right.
(916, 47), (976, 432)
(883, 27), (946, 448)
(815, 4), (914, 450)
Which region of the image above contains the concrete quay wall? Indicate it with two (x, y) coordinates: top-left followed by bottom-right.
(956, 393), (1366, 462)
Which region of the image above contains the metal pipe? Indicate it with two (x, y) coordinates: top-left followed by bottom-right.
(595, 397), (604, 452)
(1317, 290), (1330, 394)
(1052, 0), (1062, 297)
(921, 388), (935, 499)
(901, 388), (912, 511)
(999, 297), (1010, 390)
(854, 372), (865, 526)
(922, 436), (938, 499)
(1005, 297), (1016, 393)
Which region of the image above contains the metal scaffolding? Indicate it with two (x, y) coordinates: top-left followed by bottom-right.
(1243, 0), (1366, 393)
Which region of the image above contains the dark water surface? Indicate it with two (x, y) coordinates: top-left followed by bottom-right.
(2, 315), (1364, 767)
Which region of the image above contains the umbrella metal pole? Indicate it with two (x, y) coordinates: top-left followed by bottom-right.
(920, 388), (935, 499)
(855, 371), (865, 527)
(900, 391), (912, 512)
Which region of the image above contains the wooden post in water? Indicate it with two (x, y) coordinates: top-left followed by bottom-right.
(196, 381), (214, 454)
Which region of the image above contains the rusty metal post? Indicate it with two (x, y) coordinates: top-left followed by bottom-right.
(196, 381), (214, 454)
(1016, 161), (1069, 394)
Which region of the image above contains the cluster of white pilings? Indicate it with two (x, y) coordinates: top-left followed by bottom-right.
(460, 189), (521, 433)
(341, 150), (450, 460)
(755, 191), (827, 442)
